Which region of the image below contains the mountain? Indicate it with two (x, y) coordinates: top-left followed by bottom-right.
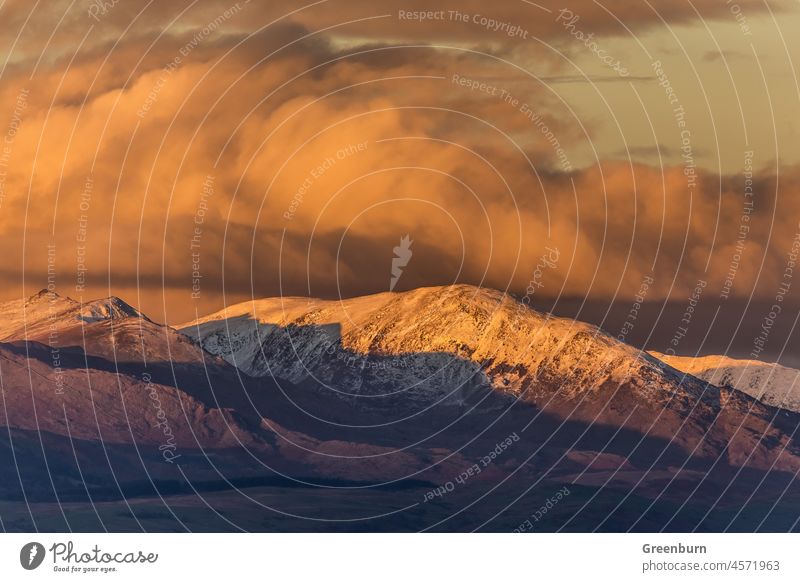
(0, 289), (214, 365)
(179, 285), (692, 407)
(0, 290), (473, 506)
(3, 285), (800, 531)
(0, 289), (147, 340)
(652, 352), (800, 413)
(179, 285), (800, 476)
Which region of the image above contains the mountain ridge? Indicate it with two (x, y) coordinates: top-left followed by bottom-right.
(652, 351), (800, 413)
(178, 284), (711, 407)
(0, 288), (150, 342)
(4, 285), (800, 530)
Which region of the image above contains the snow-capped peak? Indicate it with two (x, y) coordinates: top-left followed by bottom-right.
(78, 296), (145, 323)
(27, 288), (71, 303)
(179, 285), (708, 408)
(651, 351), (800, 412)
(0, 290), (147, 341)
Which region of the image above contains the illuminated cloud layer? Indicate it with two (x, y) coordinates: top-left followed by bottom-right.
(0, 0), (797, 327)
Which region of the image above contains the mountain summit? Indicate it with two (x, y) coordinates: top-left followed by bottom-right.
(0, 289), (147, 341)
(179, 284), (703, 408)
(178, 284), (800, 477)
(653, 351), (800, 413)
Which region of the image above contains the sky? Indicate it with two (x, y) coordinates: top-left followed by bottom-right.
(1, 0), (799, 361)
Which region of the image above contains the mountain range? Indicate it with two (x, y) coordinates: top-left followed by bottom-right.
(652, 351), (800, 413)
(1, 285), (800, 532)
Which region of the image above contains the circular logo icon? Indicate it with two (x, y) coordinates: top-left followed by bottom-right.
(20, 542), (46, 570)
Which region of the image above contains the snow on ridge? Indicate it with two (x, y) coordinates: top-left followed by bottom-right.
(0, 289), (147, 341)
(178, 285), (683, 405)
(651, 351), (800, 412)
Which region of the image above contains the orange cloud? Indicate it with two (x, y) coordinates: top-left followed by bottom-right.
(0, 1), (796, 326)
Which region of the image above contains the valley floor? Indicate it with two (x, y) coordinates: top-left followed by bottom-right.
(4, 479), (800, 533)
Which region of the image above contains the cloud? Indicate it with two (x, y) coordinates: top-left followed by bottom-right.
(1, 0), (787, 67)
(0, 0), (796, 326)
